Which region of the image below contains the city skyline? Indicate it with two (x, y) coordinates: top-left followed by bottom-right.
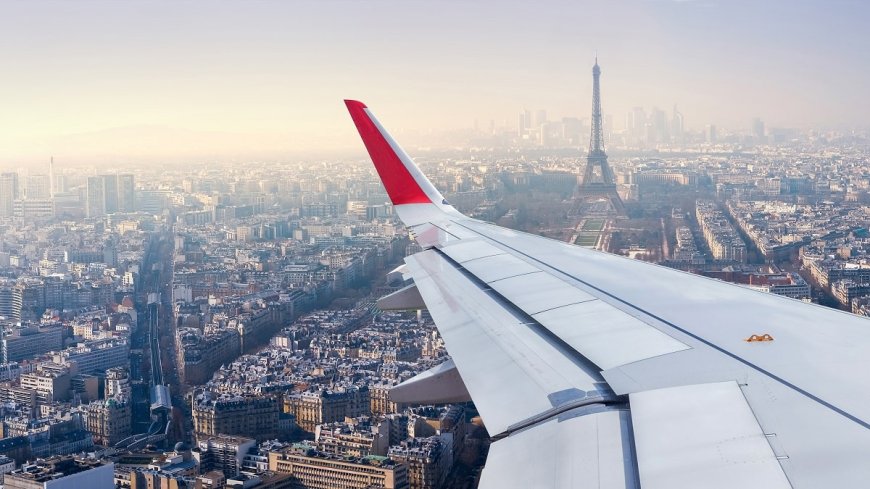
(1, 2), (869, 485)
(0, 99), (869, 486)
(1, 0), (869, 165)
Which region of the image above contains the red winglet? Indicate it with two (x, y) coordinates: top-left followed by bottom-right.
(345, 100), (432, 205)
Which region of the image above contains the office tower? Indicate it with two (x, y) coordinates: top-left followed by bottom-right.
(117, 174), (135, 212)
(752, 117), (766, 143)
(102, 174), (118, 213)
(576, 58), (625, 215)
(0, 283), (22, 323)
(86, 175), (130, 217)
(561, 117), (584, 145)
(706, 124), (717, 143)
(53, 173), (68, 194)
(518, 109), (531, 137)
(0, 173), (19, 217)
(672, 105), (684, 142)
(86, 176), (105, 217)
(25, 174), (51, 200)
(629, 106), (647, 142)
(650, 107), (669, 143)
(49, 157), (55, 197)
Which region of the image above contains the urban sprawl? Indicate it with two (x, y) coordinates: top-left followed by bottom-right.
(0, 114), (867, 488)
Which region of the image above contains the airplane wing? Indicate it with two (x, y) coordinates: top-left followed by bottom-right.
(344, 99), (870, 489)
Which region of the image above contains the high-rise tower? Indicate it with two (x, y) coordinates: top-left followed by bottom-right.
(577, 58), (625, 215)
(118, 174), (135, 212)
(0, 173), (18, 218)
(49, 156), (55, 198)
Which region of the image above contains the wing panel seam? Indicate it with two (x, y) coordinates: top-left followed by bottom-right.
(529, 298), (599, 316)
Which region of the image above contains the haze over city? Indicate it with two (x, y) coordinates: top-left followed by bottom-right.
(2, 0), (869, 165)
(1, 1), (870, 487)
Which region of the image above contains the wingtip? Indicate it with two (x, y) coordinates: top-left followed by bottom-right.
(343, 98), (436, 207)
(344, 99), (367, 110)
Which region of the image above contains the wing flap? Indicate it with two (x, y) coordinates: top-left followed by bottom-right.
(630, 381), (791, 489)
(480, 407), (638, 489)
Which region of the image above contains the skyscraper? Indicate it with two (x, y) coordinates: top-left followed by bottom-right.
(49, 157), (55, 198)
(518, 109), (532, 137)
(650, 107), (669, 144)
(0, 283), (23, 323)
(706, 124), (717, 143)
(629, 106), (647, 143)
(117, 174), (135, 212)
(671, 105), (684, 143)
(577, 58), (625, 215)
(0, 173), (18, 218)
(86, 175), (133, 217)
(86, 176), (106, 218)
(752, 117), (766, 144)
(24, 174), (51, 200)
(102, 175), (119, 214)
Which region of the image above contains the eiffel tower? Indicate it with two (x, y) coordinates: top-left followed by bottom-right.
(576, 58), (625, 216)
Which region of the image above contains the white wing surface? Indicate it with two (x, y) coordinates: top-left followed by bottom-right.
(345, 100), (870, 488)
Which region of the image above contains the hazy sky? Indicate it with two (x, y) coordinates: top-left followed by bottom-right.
(1, 0), (868, 165)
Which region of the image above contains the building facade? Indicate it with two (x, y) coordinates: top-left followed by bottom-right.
(269, 445), (408, 489)
(284, 386), (370, 432)
(82, 398), (131, 447)
(192, 394), (281, 441)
